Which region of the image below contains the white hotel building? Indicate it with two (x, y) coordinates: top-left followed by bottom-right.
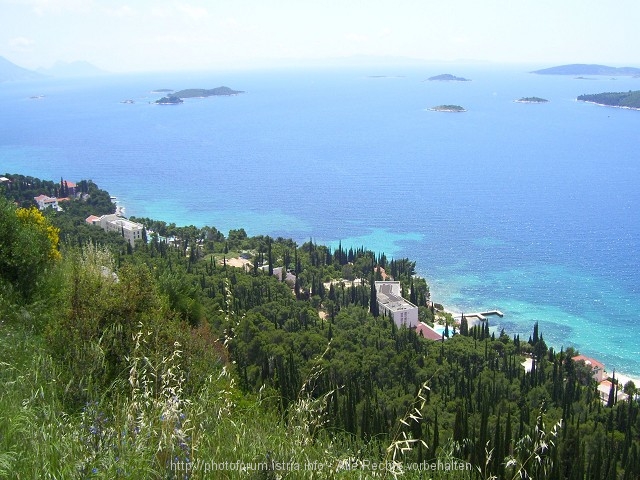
(86, 214), (144, 247)
(375, 281), (419, 327)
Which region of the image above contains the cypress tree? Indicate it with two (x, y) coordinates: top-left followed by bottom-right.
(432, 409), (439, 458)
(369, 276), (379, 317)
(267, 238), (273, 277)
(460, 314), (469, 336)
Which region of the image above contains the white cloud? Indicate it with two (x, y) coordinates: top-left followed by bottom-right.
(176, 3), (209, 20)
(154, 33), (212, 45)
(149, 2), (209, 21)
(345, 32), (369, 43)
(219, 17), (241, 29)
(104, 5), (135, 17)
(8, 36), (35, 52)
(150, 5), (171, 18)
(14, 0), (95, 15)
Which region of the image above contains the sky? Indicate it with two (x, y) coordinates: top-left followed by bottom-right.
(1, 0), (639, 73)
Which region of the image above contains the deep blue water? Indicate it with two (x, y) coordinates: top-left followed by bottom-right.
(2, 65), (639, 376)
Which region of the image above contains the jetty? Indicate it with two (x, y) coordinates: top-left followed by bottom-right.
(453, 310), (503, 320)
(450, 310), (503, 328)
(473, 310), (504, 319)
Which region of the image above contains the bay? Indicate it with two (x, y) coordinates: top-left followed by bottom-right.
(1, 64), (639, 376)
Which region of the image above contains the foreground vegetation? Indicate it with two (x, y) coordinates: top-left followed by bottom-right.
(1, 174), (639, 479)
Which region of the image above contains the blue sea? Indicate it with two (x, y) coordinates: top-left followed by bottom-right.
(2, 64), (639, 376)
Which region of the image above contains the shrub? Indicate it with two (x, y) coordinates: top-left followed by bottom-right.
(0, 198), (60, 301)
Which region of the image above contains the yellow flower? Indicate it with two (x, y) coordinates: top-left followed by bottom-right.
(16, 207), (61, 261)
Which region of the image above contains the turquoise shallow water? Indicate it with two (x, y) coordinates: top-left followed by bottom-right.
(1, 65), (639, 376)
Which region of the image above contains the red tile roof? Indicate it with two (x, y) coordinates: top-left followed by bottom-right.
(573, 355), (604, 371)
(415, 322), (443, 341)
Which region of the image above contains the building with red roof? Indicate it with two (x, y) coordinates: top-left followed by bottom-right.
(415, 322), (443, 341)
(34, 194), (60, 211)
(573, 355), (605, 383)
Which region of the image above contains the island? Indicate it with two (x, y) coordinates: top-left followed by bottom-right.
(429, 104), (467, 112)
(577, 90), (640, 110)
(427, 74), (470, 82)
(155, 95), (183, 105)
(172, 86), (244, 98)
(151, 89), (173, 93)
(532, 64), (640, 76)
(515, 97), (549, 104)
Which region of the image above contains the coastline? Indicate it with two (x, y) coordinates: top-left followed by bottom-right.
(5, 67), (640, 392)
(578, 100), (640, 111)
(432, 297), (640, 388)
(514, 100), (548, 104)
(427, 107), (467, 112)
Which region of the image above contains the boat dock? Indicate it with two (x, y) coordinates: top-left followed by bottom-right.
(475, 310), (504, 318)
(452, 310), (504, 325)
(455, 310), (503, 319)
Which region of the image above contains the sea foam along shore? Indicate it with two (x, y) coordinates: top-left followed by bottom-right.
(578, 100), (640, 111)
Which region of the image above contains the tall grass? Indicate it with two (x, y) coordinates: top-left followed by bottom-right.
(2, 298), (489, 480)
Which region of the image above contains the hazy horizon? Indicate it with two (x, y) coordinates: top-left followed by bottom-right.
(2, 0), (639, 74)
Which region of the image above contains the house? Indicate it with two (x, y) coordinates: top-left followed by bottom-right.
(415, 322), (443, 341)
(85, 215), (100, 225)
(63, 180), (77, 196)
(34, 194), (60, 211)
(597, 379), (628, 405)
(572, 355), (605, 383)
(87, 213), (144, 247)
(375, 281), (419, 327)
(0, 176), (10, 184)
(272, 267), (297, 285)
(260, 265), (297, 285)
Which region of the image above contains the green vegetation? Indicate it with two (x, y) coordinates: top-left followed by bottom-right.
(2, 174), (640, 479)
(172, 87), (244, 98)
(155, 95), (183, 104)
(577, 91), (640, 109)
(430, 105), (467, 112)
(154, 87), (243, 104)
(515, 97), (549, 103)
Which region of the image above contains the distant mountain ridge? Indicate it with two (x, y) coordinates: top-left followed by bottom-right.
(0, 56), (106, 82)
(532, 64), (640, 76)
(0, 56), (44, 82)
